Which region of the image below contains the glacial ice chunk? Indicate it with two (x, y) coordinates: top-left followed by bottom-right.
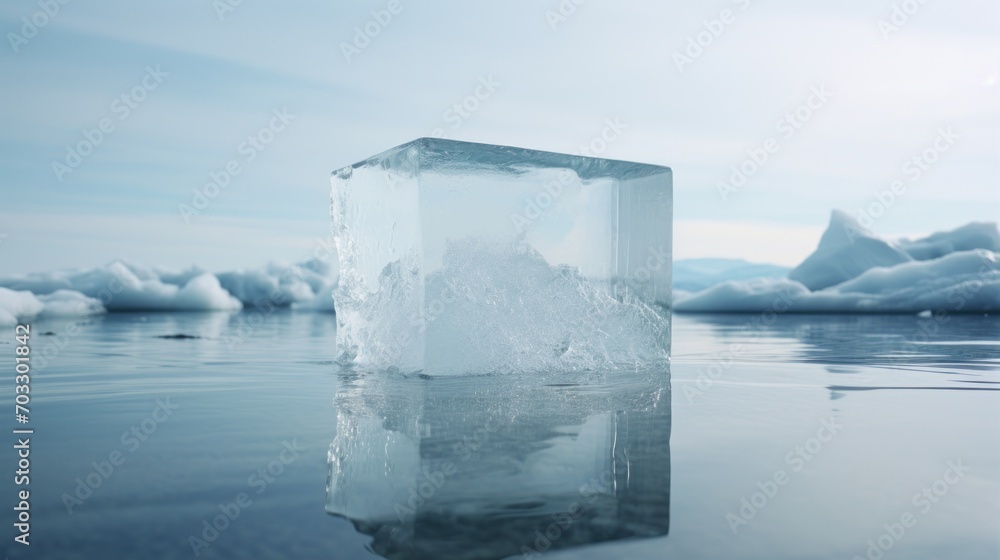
(898, 222), (1000, 261)
(331, 138), (672, 375)
(0, 259), (337, 312)
(675, 213), (1000, 313)
(0, 287), (103, 326)
(788, 210), (912, 290)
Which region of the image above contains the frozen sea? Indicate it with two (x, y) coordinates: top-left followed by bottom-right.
(2, 311), (998, 560)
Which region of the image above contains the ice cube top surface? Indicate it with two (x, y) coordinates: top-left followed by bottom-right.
(332, 138), (672, 376)
(334, 137), (671, 181)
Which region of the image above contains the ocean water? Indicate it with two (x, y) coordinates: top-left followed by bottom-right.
(2, 311), (997, 560)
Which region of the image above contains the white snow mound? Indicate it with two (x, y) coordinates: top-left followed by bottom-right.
(0, 258), (338, 314)
(0, 288), (104, 325)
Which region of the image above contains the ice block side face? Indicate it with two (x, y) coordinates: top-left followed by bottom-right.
(332, 138), (672, 375)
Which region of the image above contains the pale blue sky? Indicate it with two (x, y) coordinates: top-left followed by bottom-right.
(1, 0), (997, 273)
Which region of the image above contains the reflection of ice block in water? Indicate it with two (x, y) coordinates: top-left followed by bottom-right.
(331, 138), (672, 375)
(326, 371), (671, 560)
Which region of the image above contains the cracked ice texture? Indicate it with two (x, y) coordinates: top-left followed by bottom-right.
(331, 138), (672, 376)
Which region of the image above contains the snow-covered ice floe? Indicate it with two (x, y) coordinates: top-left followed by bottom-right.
(0, 258), (337, 325)
(0, 288), (104, 326)
(676, 211), (999, 313)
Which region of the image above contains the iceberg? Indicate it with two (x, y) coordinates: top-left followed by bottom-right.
(0, 258), (338, 315)
(898, 222), (1000, 261)
(2, 261), (242, 312)
(331, 138), (673, 375)
(673, 258), (790, 293)
(676, 212), (1000, 313)
(788, 210), (912, 290)
(0, 287), (103, 325)
(217, 258), (337, 312)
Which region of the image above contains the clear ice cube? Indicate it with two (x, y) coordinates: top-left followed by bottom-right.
(331, 138), (672, 375)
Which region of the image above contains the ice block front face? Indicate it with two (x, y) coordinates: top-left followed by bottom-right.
(331, 138), (672, 375)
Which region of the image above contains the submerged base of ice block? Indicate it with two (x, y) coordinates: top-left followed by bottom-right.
(331, 138), (672, 376)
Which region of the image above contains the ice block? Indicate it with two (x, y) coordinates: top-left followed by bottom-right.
(331, 138), (672, 375)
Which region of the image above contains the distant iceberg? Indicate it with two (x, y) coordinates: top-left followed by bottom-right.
(0, 258), (337, 325)
(898, 222), (1000, 261)
(676, 211), (1000, 313)
(0, 288), (103, 326)
(673, 258), (790, 293)
(2, 211), (997, 323)
(788, 210), (913, 290)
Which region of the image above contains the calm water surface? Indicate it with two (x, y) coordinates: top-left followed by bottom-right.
(1, 312), (997, 559)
